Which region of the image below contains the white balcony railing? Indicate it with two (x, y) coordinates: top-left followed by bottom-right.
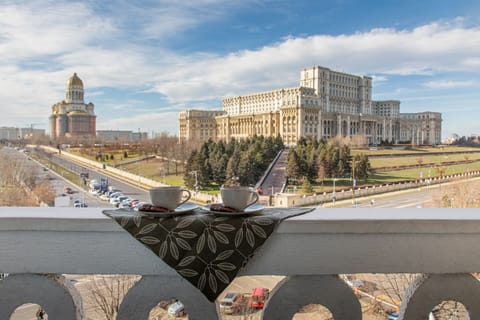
(1, 207), (480, 319)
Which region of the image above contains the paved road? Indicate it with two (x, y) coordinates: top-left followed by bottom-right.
(326, 177), (480, 208)
(4, 147), (111, 208)
(259, 148), (289, 195)
(29, 147), (151, 207)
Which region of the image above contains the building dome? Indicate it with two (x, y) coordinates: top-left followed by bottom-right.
(66, 73), (83, 88)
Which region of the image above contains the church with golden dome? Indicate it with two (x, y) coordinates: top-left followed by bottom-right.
(49, 73), (96, 139)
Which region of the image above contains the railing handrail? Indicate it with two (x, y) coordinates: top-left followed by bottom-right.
(1, 207), (480, 276)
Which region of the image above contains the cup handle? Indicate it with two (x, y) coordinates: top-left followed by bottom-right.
(179, 189), (191, 206)
(246, 190), (259, 208)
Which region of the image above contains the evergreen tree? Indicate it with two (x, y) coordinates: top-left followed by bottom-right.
(225, 149), (241, 186)
(302, 178), (313, 194)
(183, 150), (197, 189)
(209, 141), (227, 185)
(286, 149), (302, 181)
(199, 140), (214, 182)
(354, 153), (371, 181)
(237, 148), (257, 186)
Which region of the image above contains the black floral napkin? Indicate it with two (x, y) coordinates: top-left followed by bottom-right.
(103, 207), (314, 301)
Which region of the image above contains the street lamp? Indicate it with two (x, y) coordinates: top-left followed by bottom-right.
(351, 158), (357, 206)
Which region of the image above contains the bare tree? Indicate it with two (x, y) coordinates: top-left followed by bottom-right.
(372, 274), (469, 318)
(432, 180), (479, 208)
(82, 275), (140, 320)
(0, 151), (45, 206)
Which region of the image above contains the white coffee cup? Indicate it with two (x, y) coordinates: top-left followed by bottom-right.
(220, 186), (259, 211)
(149, 186), (191, 210)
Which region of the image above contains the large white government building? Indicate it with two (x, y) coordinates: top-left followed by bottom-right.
(179, 66), (442, 146)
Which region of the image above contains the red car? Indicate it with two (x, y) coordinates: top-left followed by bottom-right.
(249, 287), (269, 309)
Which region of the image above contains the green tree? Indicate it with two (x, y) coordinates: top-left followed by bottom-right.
(183, 149), (210, 190)
(237, 148), (257, 186)
(286, 149), (302, 181)
(302, 178), (314, 194)
(353, 153), (371, 182)
(225, 149), (241, 186)
(209, 141), (228, 185)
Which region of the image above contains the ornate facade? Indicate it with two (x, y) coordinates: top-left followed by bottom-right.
(49, 73), (96, 139)
(178, 110), (226, 143)
(179, 66), (442, 146)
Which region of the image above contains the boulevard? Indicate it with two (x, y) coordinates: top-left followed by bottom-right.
(326, 177), (480, 208)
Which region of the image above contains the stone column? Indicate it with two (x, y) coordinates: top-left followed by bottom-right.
(347, 116), (351, 137)
(337, 114), (342, 136)
(317, 111), (322, 140)
(268, 113), (273, 137)
(389, 119), (393, 142)
(298, 107), (304, 140)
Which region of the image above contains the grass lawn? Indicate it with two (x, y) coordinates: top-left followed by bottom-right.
(120, 158), (185, 183)
(303, 161), (480, 194)
(370, 161), (480, 184)
(30, 154), (84, 188)
(369, 153), (480, 168)
(351, 145), (480, 156)
(68, 147), (146, 165)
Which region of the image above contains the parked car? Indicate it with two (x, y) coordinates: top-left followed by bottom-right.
(129, 199), (140, 207)
(116, 195), (128, 206)
(110, 198), (121, 207)
(388, 313), (399, 320)
(133, 201), (147, 211)
(99, 194), (110, 201)
(108, 192), (123, 200)
(167, 301), (185, 317)
(249, 287), (269, 309)
(109, 194), (124, 204)
(74, 201), (88, 208)
(219, 292), (244, 314)
(89, 189), (100, 196)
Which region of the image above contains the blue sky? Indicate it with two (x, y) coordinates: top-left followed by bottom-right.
(1, 0), (480, 139)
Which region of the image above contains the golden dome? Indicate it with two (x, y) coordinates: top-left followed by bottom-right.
(66, 73), (83, 88)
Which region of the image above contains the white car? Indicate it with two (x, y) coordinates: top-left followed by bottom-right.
(108, 192), (122, 199)
(133, 202), (147, 211)
(89, 189), (100, 196)
(109, 194), (124, 204)
(167, 301), (185, 317)
(110, 198), (121, 207)
(99, 194), (110, 201)
(116, 196), (128, 205)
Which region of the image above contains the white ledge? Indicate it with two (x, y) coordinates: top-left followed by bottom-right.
(1, 207), (479, 276)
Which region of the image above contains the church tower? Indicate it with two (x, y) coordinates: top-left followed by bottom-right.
(49, 73), (96, 139)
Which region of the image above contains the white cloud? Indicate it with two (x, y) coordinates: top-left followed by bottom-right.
(0, 1), (114, 61)
(424, 80), (477, 89)
(146, 21), (480, 103)
(0, 0), (480, 137)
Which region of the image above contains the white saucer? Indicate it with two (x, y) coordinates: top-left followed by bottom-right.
(142, 202), (198, 217)
(203, 203), (265, 216)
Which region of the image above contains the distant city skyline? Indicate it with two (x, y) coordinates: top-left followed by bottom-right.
(0, 0), (479, 138)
